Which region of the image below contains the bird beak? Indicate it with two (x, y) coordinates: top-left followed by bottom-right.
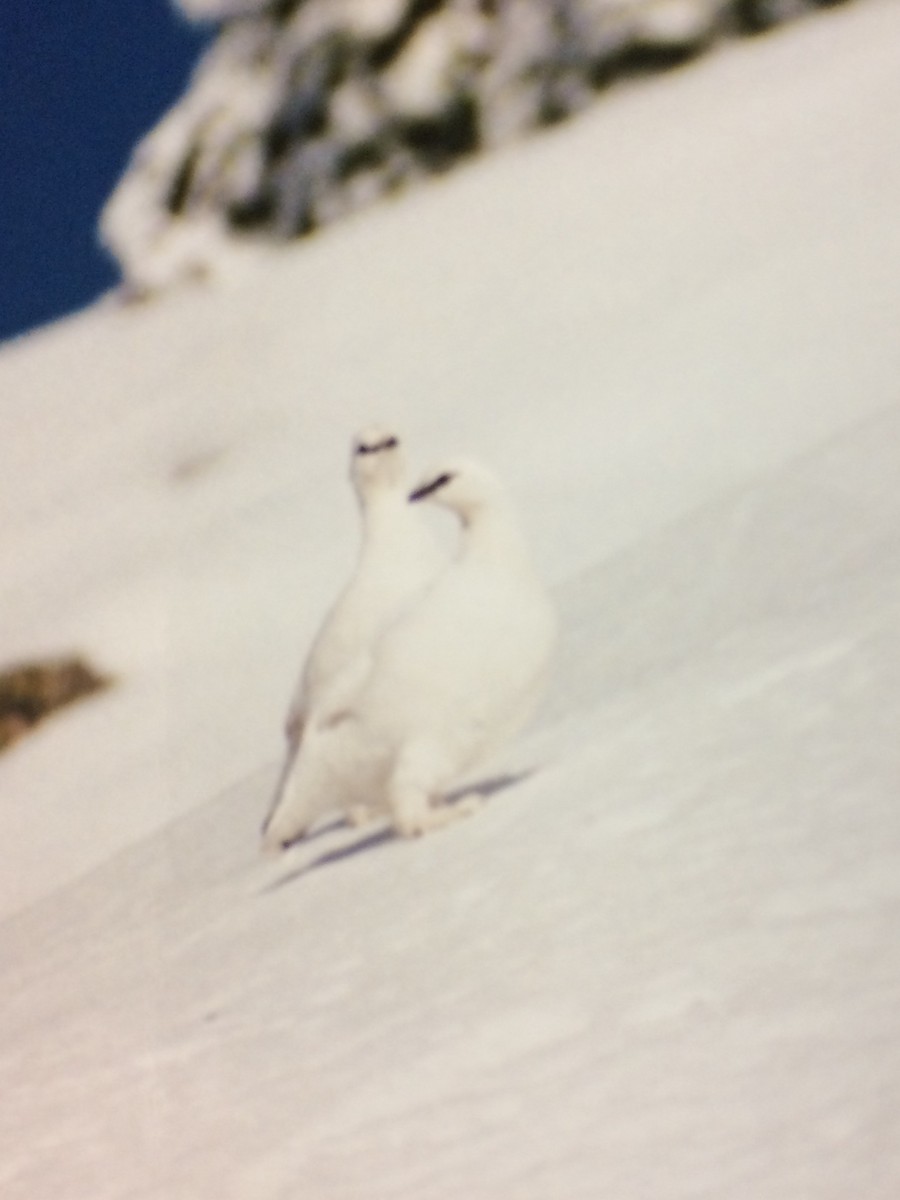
(409, 472), (452, 503)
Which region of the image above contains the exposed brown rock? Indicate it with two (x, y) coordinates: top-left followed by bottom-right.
(0, 657), (112, 751)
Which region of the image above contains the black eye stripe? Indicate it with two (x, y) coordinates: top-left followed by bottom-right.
(409, 471), (453, 502)
(355, 435), (399, 456)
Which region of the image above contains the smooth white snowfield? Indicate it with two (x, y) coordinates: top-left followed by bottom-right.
(1, 2), (900, 1196)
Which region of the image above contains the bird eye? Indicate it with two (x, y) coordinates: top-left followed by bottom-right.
(356, 435), (399, 456)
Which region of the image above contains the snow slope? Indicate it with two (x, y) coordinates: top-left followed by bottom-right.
(3, 398), (899, 1199)
(1, 2), (899, 1195)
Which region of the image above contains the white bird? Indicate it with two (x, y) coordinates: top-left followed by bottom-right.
(262, 458), (557, 849)
(266, 427), (443, 829)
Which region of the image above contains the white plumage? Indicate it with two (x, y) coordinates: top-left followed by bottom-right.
(265, 428), (443, 828)
(262, 458), (557, 849)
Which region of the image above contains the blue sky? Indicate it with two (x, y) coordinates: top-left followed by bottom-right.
(0, 2), (210, 343)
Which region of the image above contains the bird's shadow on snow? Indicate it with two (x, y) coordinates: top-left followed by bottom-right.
(259, 769), (535, 893)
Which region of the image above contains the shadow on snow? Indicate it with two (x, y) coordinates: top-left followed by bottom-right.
(259, 769), (535, 893)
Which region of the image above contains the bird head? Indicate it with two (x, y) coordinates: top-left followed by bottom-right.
(350, 427), (405, 496)
(408, 459), (503, 524)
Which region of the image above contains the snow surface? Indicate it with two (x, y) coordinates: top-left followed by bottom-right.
(2, 1), (900, 1195)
